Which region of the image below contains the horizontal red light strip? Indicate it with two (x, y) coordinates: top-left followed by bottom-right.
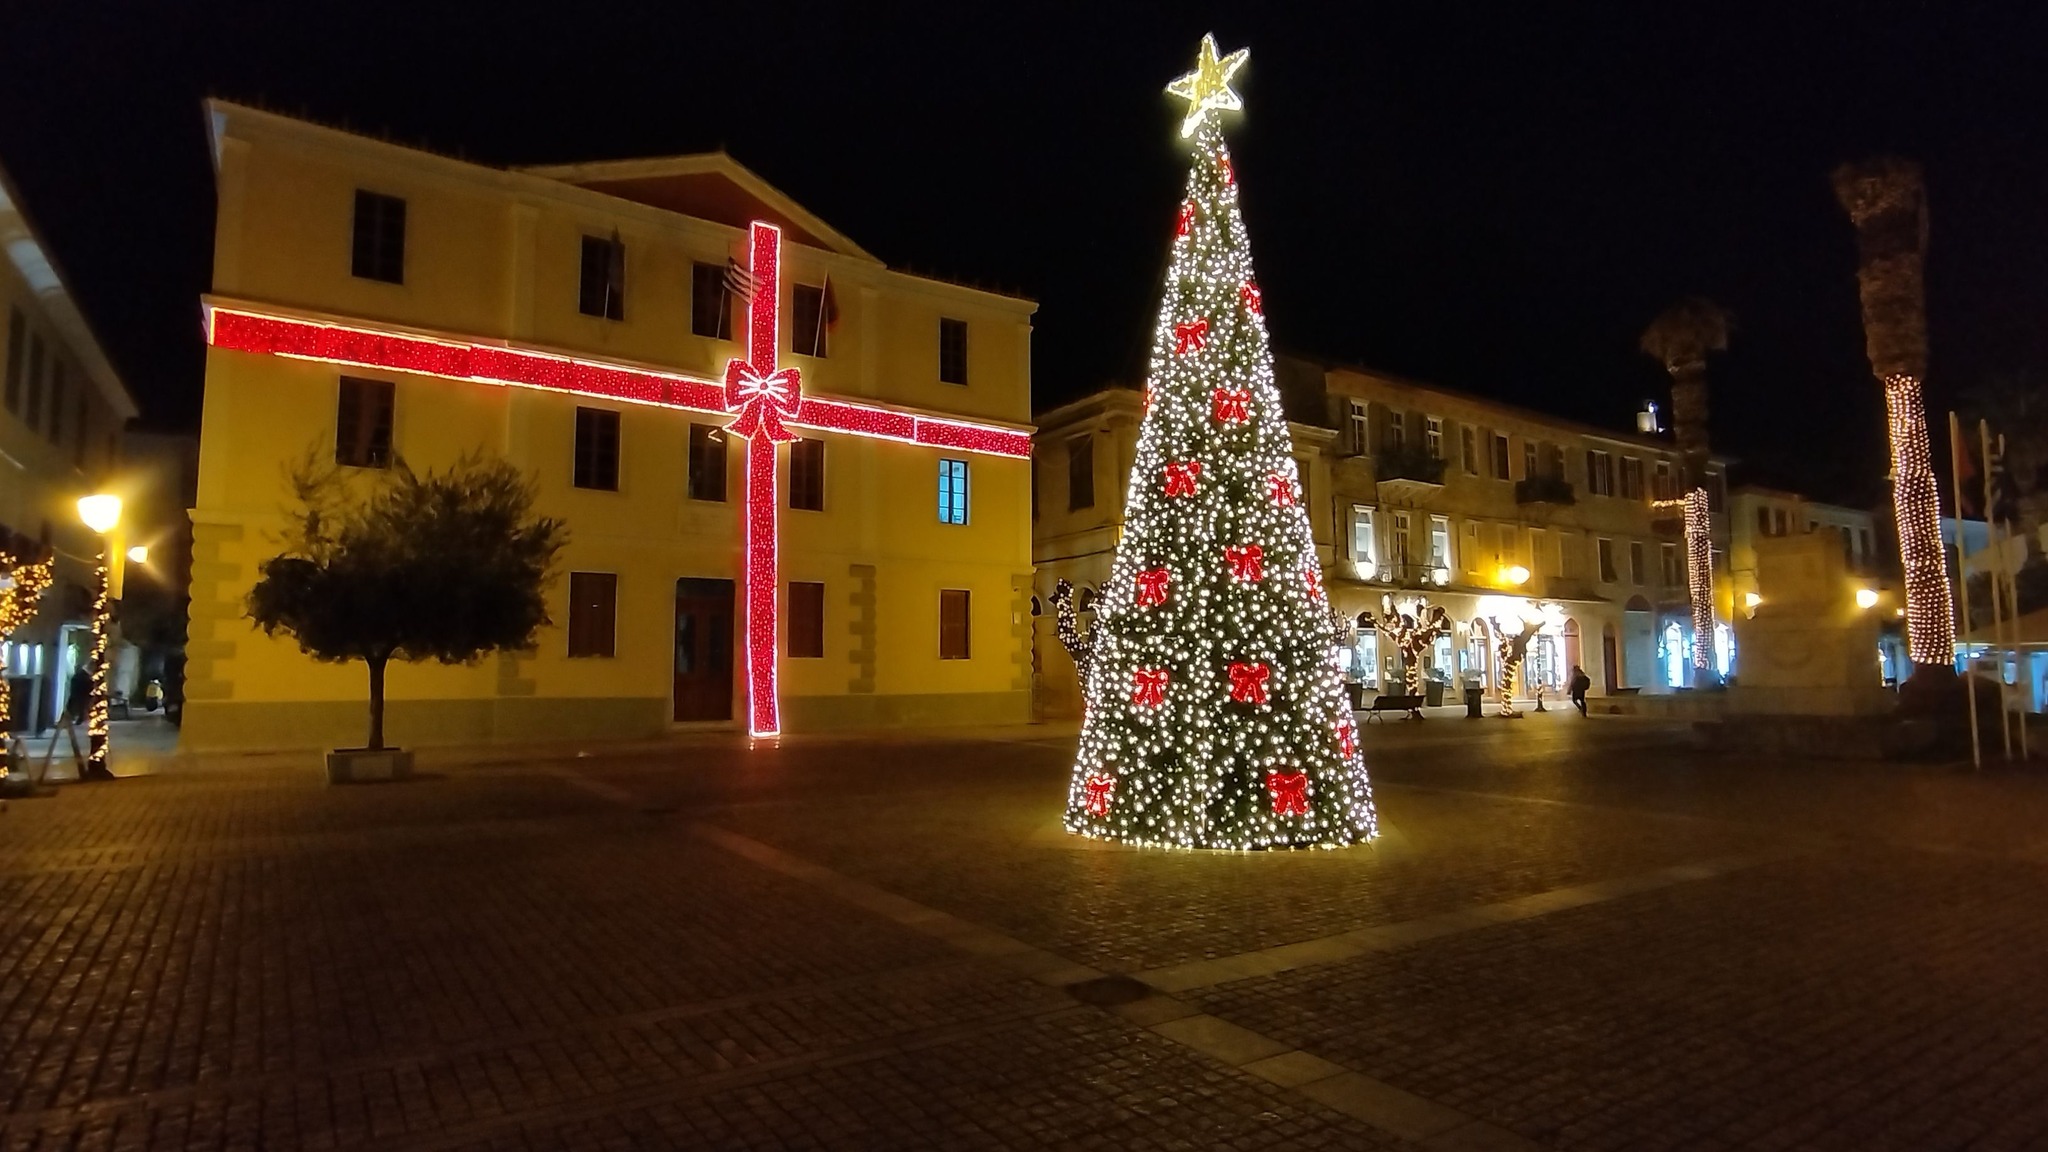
(208, 307), (1031, 458)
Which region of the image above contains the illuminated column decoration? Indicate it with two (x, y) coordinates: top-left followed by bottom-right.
(1684, 488), (1714, 674)
(1885, 373), (1954, 664)
(720, 221), (803, 738)
(86, 557), (112, 770)
(0, 556), (55, 740)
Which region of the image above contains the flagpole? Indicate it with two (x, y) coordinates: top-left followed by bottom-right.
(1950, 412), (1980, 770)
(2002, 434), (2031, 761)
(1982, 419), (2013, 760)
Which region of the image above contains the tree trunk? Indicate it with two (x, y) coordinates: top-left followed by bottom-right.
(1667, 364), (1718, 684)
(366, 656), (387, 751)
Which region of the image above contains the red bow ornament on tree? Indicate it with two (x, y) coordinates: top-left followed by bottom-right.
(1174, 317), (1209, 355)
(1131, 667), (1170, 708)
(1175, 201), (1197, 237)
(1224, 544), (1264, 583)
(1304, 566), (1324, 601)
(722, 361), (803, 443)
(1082, 773), (1116, 817)
(1266, 473), (1296, 505)
(1228, 661), (1270, 704)
(1134, 567), (1172, 607)
(1212, 388), (1250, 424)
(1266, 770), (1310, 816)
(1240, 280), (1262, 315)
(1163, 460), (1203, 497)
(1336, 716), (1357, 756)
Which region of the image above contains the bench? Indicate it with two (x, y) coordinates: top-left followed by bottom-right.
(1362, 694), (1425, 722)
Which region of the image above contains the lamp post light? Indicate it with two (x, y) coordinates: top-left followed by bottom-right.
(76, 494), (122, 781)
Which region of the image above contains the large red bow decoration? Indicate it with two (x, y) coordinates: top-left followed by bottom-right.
(1304, 566), (1324, 601)
(1163, 460), (1203, 497)
(1212, 388), (1250, 424)
(1135, 567), (1171, 608)
(722, 361), (803, 443)
(1266, 473), (1296, 505)
(1228, 661), (1270, 704)
(1082, 773), (1116, 817)
(1224, 544), (1264, 583)
(1240, 280), (1262, 315)
(1336, 716), (1357, 756)
(1174, 317), (1210, 356)
(1131, 667), (1170, 708)
(1266, 770), (1310, 816)
(1175, 201), (1197, 237)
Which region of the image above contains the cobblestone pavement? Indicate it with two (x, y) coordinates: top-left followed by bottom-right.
(5, 712), (2048, 1149)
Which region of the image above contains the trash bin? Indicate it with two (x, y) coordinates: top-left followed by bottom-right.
(1463, 686), (1484, 718)
(1424, 680), (1445, 708)
(1345, 682), (1365, 709)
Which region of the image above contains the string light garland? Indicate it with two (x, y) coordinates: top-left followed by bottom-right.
(1489, 613), (1546, 717)
(1050, 579), (1097, 691)
(0, 554), (54, 745)
(1064, 33), (1376, 850)
(1360, 595), (1453, 697)
(1683, 488), (1715, 674)
(1885, 373), (1954, 665)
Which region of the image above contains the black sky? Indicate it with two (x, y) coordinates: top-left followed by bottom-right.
(3, 1), (2046, 505)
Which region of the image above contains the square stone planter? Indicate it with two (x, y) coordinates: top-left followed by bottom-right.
(326, 747), (415, 784)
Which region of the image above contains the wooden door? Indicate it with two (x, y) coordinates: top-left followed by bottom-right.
(1602, 626), (1620, 693)
(673, 578), (735, 722)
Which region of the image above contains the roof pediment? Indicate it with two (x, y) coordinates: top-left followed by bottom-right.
(517, 153), (878, 263)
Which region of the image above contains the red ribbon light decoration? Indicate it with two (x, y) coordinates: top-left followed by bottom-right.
(1228, 661), (1270, 704)
(1174, 318), (1210, 355)
(1267, 472), (1296, 505)
(1132, 667), (1170, 708)
(1240, 280), (1262, 315)
(1224, 544), (1264, 583)
(1304, 566), (1324, 601)
(1163, 460), (1203, 497)
(1267, 770), (1310, 816)
(1212, 388), (1250, 424)
(1175, 201), (1197, 237)
(1134, 567), (1172, 607)
(1082, 773), (1116, 816)
(725, 221), (798, 737)
(1220, 156), (1236, 186)
(1336, 717), (1356, 756)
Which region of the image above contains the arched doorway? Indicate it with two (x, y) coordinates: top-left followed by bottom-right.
(1661, 621), (1686, 688)
(1562, 619), (1582, 684)
(1601, 623), (1619, 692)
(1467, 617), (1492, 688)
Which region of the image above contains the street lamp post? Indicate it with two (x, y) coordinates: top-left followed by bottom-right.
(77, 494), (121, 781)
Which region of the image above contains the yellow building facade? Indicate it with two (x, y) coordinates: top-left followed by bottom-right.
(186, 103), (1037, 751)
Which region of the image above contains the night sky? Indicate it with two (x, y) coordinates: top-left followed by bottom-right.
(4, 2), (2045, 505)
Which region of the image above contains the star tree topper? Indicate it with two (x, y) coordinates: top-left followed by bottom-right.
(1166, 33), (1249, 138)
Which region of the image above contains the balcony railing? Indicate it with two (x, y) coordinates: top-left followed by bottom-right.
(1374, 445), (1447, 487)
(1515, 476), (1576, 505)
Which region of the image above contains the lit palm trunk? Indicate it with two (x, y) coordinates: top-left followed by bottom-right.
(1640, 298), (1730, 685)
(1833, 159), (1953, 674)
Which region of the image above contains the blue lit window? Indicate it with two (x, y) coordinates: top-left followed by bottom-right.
(938, 458), (969, 524)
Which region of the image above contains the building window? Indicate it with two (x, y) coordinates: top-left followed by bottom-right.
(1522, 441), (1537, 480)
(1551, 445), (1566, 482)
(690, 261), (732, 339)
(24, 335), (44, 430)
(1598, 537), (1618, 583)
(1425, 417), (1444, 460)
(1067, 435), (1095, 511)
(1661, 542), (1682, 586)
(1499, 523), (1517, 565)
(351, 190), (406, 284)
(1429, 515), (1452, 572)
(687, 423), (726, 502)
(1350, 506), (1377, 572)
(938, 458), (969, 524)
(1587, 450), (1614, 496)
(790, 437), (825, 511)
(1384, 411), (1406, 452)
(788, 581), (825, 658)
(1464, 521), (1481, 572)
(45, 364), (62, 444)
(336, 376), (395, 468)
(1630, 540), (1646, 585)
(1529, 527), (1548, 577)
(1620, 456), (1643, 499)
(73, 394), (88, 469)
(566, 572), (618, 657)
(1348, 401), (1368, 454)
(792, 284), (829, 357)
(939, 317), (969, 385)
(1392, 511), (1413, 571)
(3, 307), (20, 414)
(1491, 432), (1510, 479)
(574, 407), (621, 491)
(1461, 426), (1478, 475)
(939, 589), (971, 659)
(578, 235), (625, 320)
(1653, 460), (1675, 501)
(1756, 506), (1773, 536)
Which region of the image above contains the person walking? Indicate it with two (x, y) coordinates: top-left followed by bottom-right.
(1568, 664), (1592, 717)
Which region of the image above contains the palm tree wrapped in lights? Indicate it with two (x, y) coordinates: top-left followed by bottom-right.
(0, 553), (55, 769)
(1359, 595), (1451, 697)
(1639, 297), (1730, 685)
(1832, 158), (1954, 685)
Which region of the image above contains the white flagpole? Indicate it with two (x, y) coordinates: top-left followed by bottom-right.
(1983, 419), (2013, 760)
(2002, 433), (2031, 761)
(1950, 412), (1980, 769)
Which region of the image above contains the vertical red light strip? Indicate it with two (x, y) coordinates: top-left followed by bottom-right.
(735, 222), (785, 737)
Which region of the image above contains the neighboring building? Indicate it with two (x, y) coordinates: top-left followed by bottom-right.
(1030, 359), (1336, 717)
(0, 159), (139, 734)
(1031, 358), (1737, 712)
(1730, 485), (1882, 606)
(187, 102), (1037, 751)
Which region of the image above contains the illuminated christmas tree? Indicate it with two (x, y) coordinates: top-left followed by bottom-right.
(1063, 35), (1376, 850)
